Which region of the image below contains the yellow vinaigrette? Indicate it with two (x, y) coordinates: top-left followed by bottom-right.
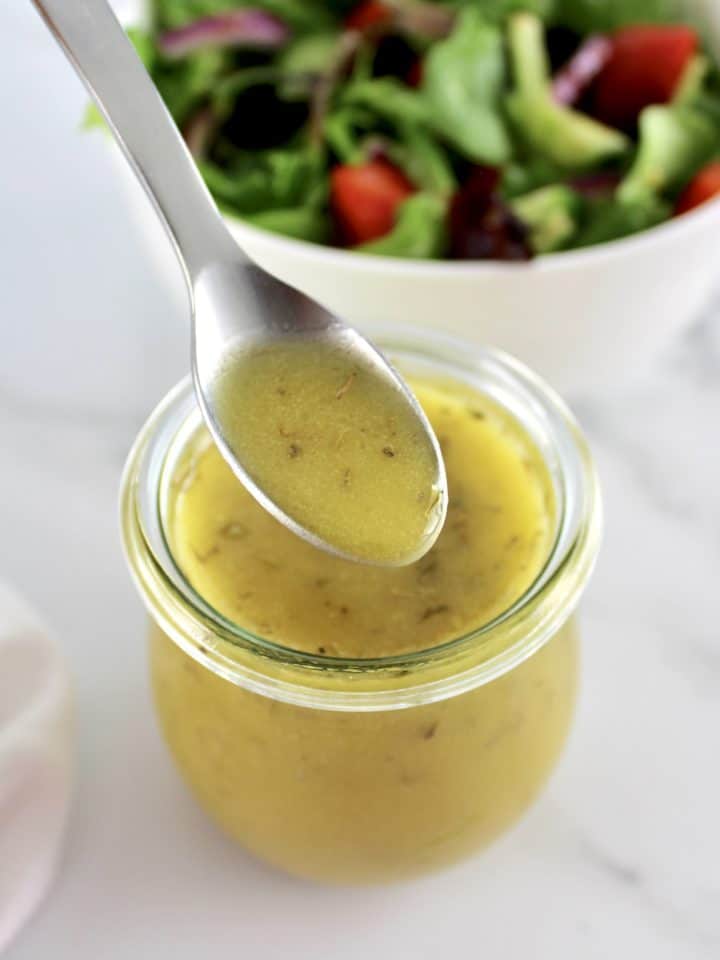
(170, 375), (554, 658)
(146, 369), (577, 882)
(211, 339), (445, 566)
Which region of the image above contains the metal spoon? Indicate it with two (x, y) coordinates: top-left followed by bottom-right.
(31, 0), (447, 565)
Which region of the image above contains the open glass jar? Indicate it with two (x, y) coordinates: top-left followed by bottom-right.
(120, 328), (601, 884)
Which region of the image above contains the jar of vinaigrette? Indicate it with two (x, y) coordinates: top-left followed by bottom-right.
(121, 329), (601, 883)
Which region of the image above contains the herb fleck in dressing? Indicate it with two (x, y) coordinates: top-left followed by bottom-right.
(211, 339), (445, 566)
(171, 376), (554, 658)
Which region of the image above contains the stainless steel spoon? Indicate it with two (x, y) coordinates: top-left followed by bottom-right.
(31, 0), (447, 565)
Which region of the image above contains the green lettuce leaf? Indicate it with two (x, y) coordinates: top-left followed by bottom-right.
(198, 146), (325, 213)
(552, 0), (682, 33)
(154, 48), (229, 126)
(502, 157), (565, 198)
(391, 123), (457, 195)
(510, 184), (580, 253)
(619, 104), (718, 203)
(574, 194), (671, 248)
(341, 78), (430, 127)
(323, 107), (377, 163)
(243, 204), (330, 242)
(277, 32), (337, 100)
(422, 7), (510, 165)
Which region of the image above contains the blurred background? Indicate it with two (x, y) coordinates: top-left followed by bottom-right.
(2, 2), (720, 958)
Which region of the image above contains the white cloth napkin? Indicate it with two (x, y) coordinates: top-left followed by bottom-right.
(0, 582), (74, 953)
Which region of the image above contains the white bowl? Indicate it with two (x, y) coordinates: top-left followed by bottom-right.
(123, 0), (720, 396)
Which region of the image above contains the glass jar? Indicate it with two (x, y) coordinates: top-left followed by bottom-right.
(120, 328), (601, 884)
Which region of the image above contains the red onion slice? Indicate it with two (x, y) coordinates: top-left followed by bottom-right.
(158, 10), (290, 59)
(552, 34), (613, 107)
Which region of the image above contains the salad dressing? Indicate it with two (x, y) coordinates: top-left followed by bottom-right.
(211, 339), (445, 566)
(170, 375), (554, 657)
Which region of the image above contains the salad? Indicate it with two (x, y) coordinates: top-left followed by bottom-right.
(104, 0), (720, 259)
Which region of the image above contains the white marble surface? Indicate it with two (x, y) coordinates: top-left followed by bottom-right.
(3, 4), (720, 958)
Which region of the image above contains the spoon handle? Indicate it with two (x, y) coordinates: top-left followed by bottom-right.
(31, 0), (238, 282)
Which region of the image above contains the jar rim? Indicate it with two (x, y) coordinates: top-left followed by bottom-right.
(120, 326), (602, 710)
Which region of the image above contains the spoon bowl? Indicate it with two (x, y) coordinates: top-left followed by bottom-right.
(192, 260), (448, 565)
